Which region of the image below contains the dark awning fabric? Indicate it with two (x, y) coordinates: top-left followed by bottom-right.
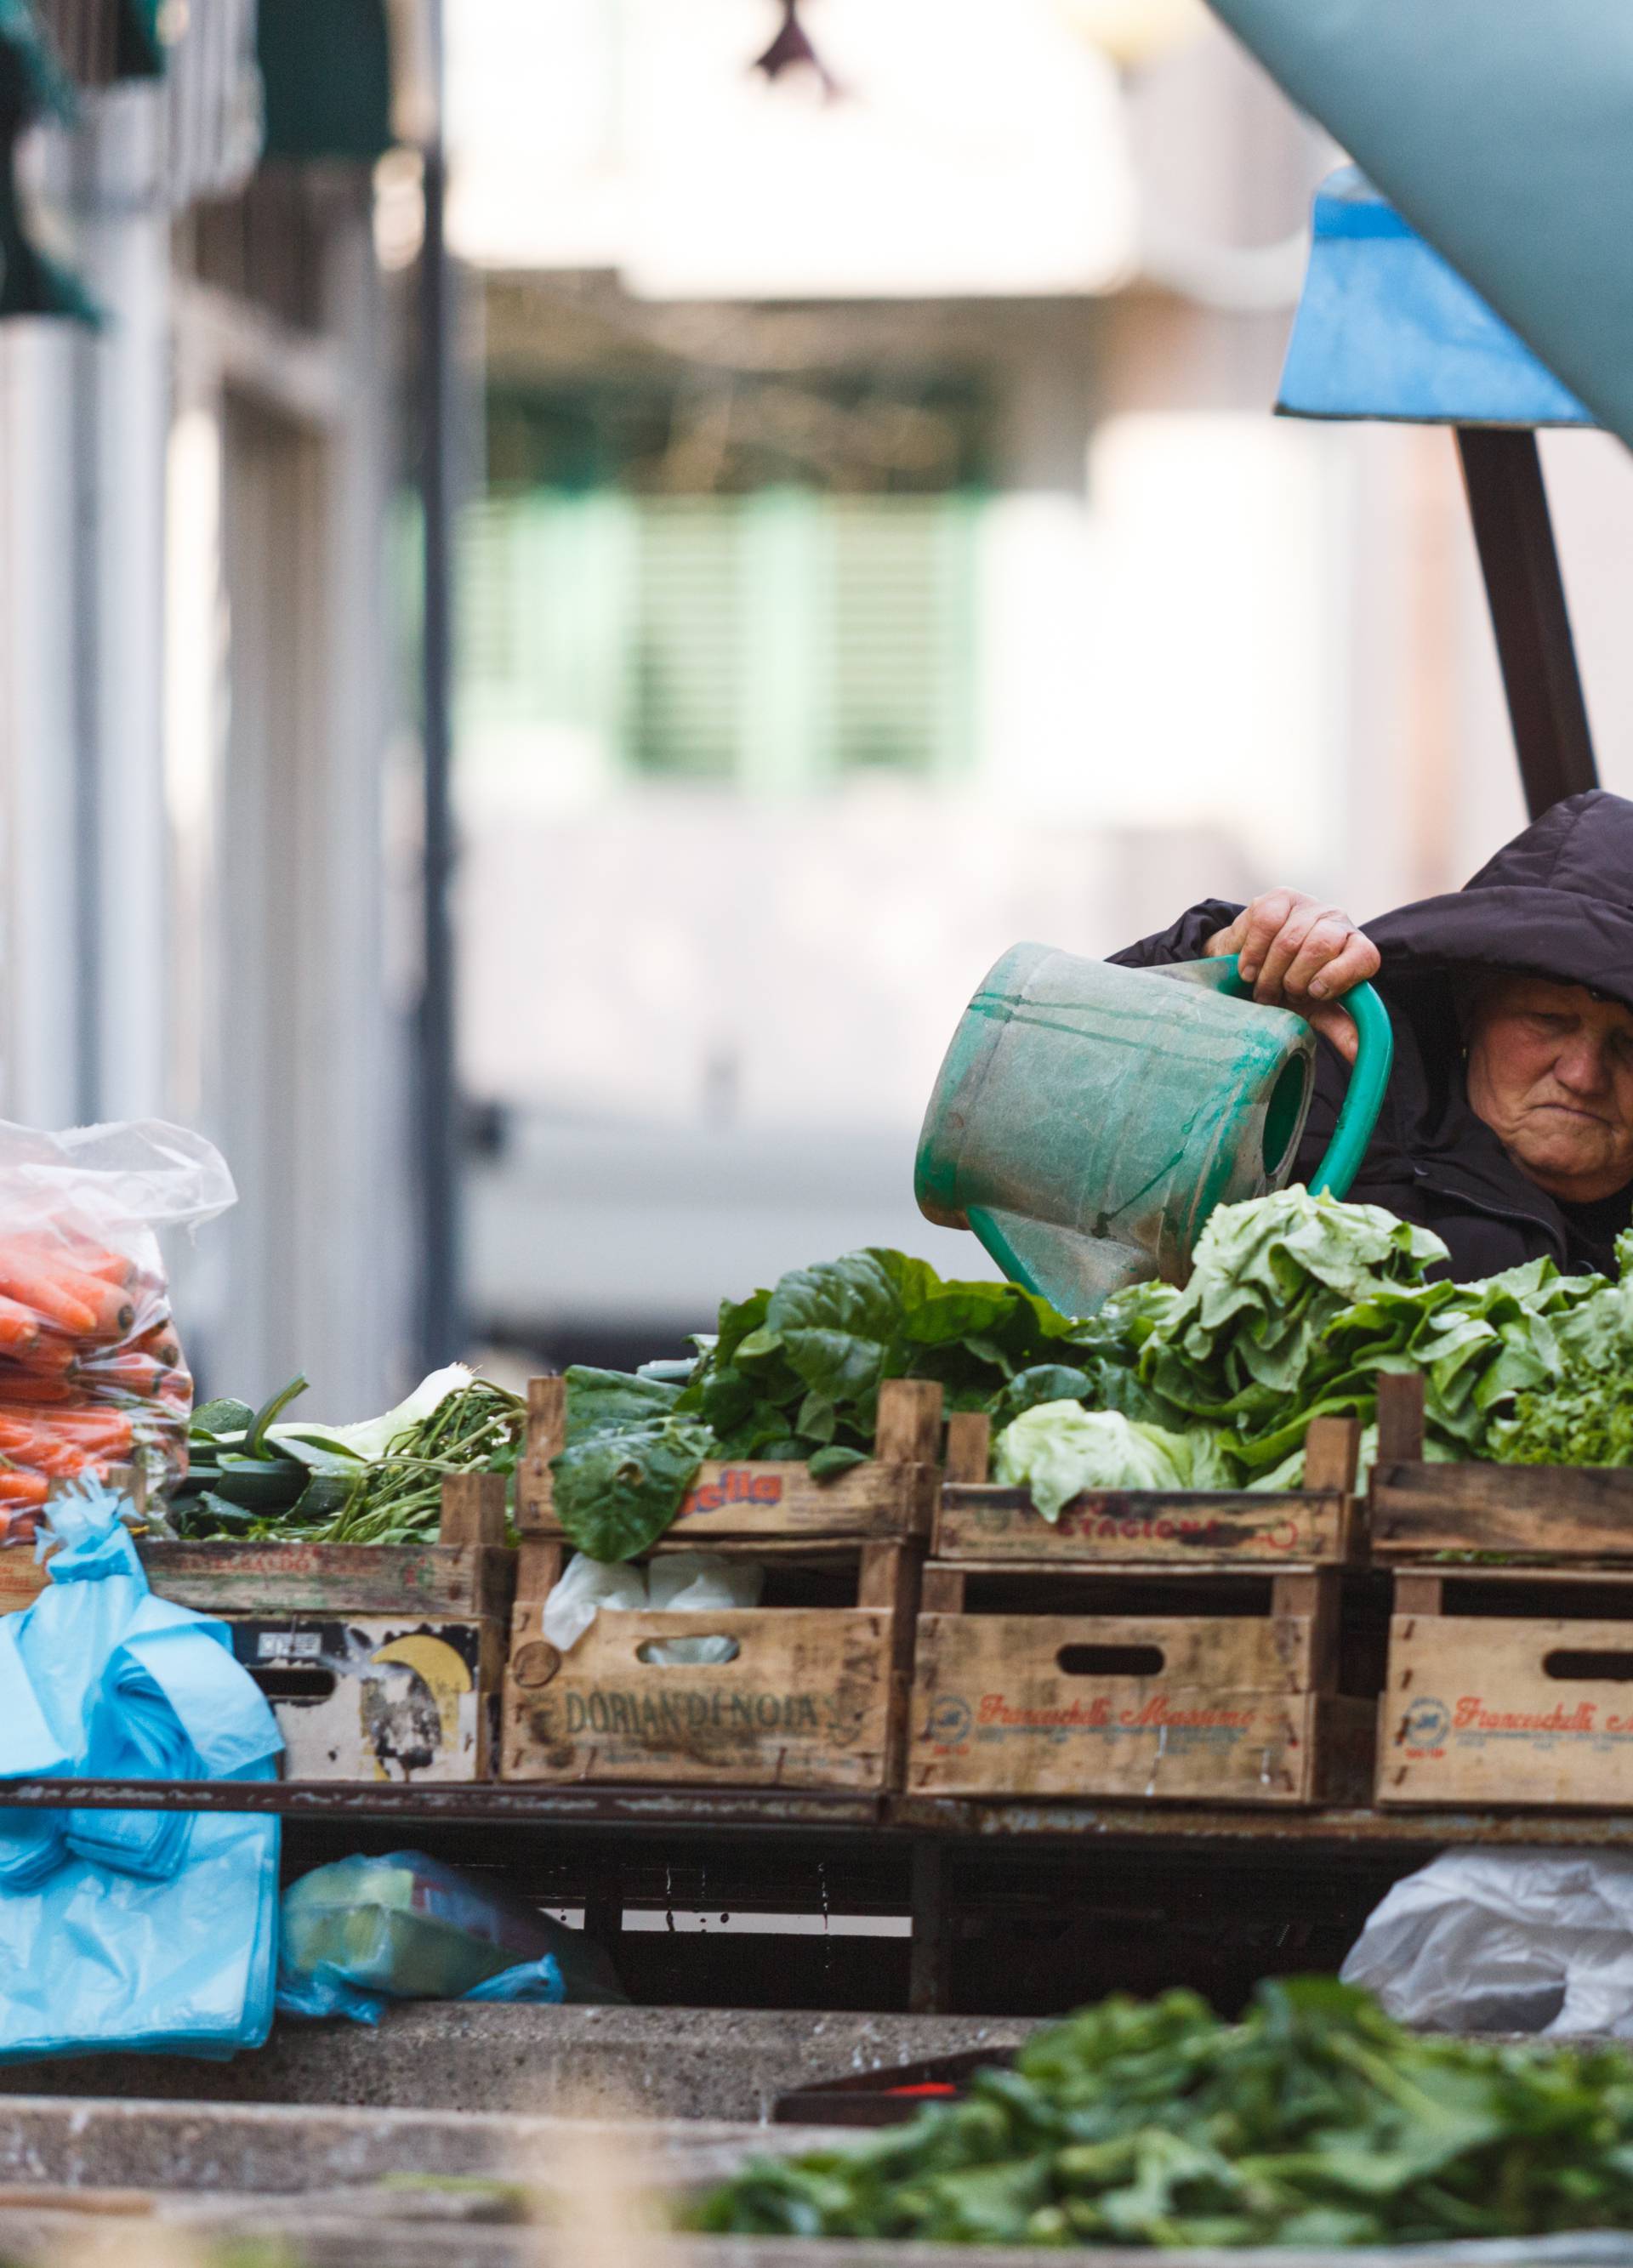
(1206, 0), (1633, 452)
(0, 0), (98, 321)
(114, 0), (166, 79)
(257, 0), (393, 163)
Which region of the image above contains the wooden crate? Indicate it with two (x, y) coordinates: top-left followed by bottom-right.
(907, 1560), (1373, 1806)
(503, 1536), (919, 1791)
(1370, 1372), (1633, 1562)
(516, 1377), (943, 1544)
(0, 1471), (515, 1782)
(934, 1413), (1361, 1567)
(1379, 1564), (1633, 1808)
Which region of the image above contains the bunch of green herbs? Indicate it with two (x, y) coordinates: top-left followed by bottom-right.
(696, 1978), (1633, 2249)
(1494, 1230), (1633, 1466)
(173, 1372), (524, 1543)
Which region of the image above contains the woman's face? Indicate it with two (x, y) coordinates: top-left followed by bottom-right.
(1465, 975), (1633, 1204)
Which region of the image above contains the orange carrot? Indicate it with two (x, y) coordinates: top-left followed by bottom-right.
(0, 1469), (48, 1504)
(133, 1324), (181, 1367)
(0, 1408), (134, 1449)
(31, 1261), (134, 1338)
(0, 1295), (40, 1354)
(10, 1235), (134, 1288)
(0, 1262), (96, 1336)
(72, 1352), (172, 1397)
(0, 1375), (75, 1405)
(8, 1337), (80, 1380)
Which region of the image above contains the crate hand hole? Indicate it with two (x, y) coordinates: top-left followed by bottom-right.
(1544, 1649), (1633, 1682)
(1055, 1643), (1165, 1678)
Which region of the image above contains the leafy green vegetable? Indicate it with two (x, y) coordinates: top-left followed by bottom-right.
(173, 1373), (525, 1544)
(547, 1195), (1633, 1560)
(1496, 1230), (1633, 1464)
(993, 1402), (1224, 1520)
(549, 1247), (1101, 1561)
(1051, 1187), (1602, 1487)
(695, 1978), (1633, 2248)
(550, 1416), (716, 1562)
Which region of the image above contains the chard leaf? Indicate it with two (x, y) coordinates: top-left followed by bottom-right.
(564, 1366), (680, 1442)
(550, 1418), (713, 1562)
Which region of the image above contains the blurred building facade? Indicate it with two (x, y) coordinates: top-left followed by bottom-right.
(0, 3), (414, 1412)
(449, 0), (1621, 1361)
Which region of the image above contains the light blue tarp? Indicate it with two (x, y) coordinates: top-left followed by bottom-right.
(0, 1483), (283, 2061)
(1206, 0), (1633, 450)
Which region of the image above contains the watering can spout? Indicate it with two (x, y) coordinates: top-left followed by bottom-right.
(964, 1206), (1150, 1316)
(915, 942), (1391, 1317)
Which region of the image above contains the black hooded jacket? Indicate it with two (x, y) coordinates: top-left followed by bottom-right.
(1111, 790), (1633, 1282)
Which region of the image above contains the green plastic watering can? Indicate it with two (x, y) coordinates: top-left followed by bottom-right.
(915, 944), (1394, 1316)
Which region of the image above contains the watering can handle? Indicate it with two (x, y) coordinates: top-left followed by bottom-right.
(1214, 953), (1393, 1201)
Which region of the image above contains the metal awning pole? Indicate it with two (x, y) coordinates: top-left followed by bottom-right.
(1454, 426), (1599, 818)
(416, 0), (460, 1367)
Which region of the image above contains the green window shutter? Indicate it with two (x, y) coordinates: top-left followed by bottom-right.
(827, 497), (976, 779)
(629, 499), (743, 780)
(458, 491), (632, 753)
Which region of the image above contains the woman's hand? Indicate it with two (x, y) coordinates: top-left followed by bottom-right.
(1207, 890), (1381, 1065)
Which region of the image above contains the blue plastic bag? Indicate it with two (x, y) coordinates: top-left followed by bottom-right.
(276, 1850), (625, 2026)
(0, 1481), (283, 2061)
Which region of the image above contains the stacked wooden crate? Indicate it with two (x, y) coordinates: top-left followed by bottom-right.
(906, 1413), (1373, 1805)
(502, 1378), (943, 1791)
(1373, 1373), (1633, 1808)
(0, 1474), (515, 1783)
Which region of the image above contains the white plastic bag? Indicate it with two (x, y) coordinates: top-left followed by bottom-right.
(1342, 1849), (1633, 2035)
(541, 1549), (763, 1664)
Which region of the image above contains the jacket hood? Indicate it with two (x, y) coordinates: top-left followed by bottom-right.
(1367, 789), (1633, 1012)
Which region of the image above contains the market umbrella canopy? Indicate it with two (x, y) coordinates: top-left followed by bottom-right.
(1207, 0), (1633, 452)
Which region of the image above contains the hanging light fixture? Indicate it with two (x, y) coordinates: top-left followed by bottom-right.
(752, 0), (839, 99)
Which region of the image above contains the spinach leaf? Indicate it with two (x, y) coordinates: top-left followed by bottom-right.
(550, 1417), (714, 1562)
(563, 1366), (681, 1440)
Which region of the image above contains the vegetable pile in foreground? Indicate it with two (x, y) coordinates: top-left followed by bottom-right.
(695, 1979), (1633, 2249)
(171, 1367), (524, 1543)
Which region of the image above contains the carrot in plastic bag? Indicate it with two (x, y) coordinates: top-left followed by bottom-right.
(0, 1374), (76, 1406)
(7, 1336), (81, 1380)
(9, 1235), (134, 1289)
(71, 1352), (173, 1398)
(0, 1261), (97, 1336)
(0, 1469), (48, 1503)
(0, 1295), (40, 1355)
(130, 1322), (180, 1367)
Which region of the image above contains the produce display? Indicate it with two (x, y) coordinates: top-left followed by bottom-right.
(168, 1365), (524, 1543)
(0, 1229), (191, 1538)
(696, 1980), (1633, 2249)
(552, 1186), (1631, 1560)
(996, 1186), (1605, 1512)
(555, 1250), (1101, 1560)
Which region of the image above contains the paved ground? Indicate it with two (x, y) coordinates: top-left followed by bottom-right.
(0, 2004), (1034, 2123)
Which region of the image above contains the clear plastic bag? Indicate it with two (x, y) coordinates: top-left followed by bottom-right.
(277, 1850), (627, 2024)
(0, 1120), (234, 1538)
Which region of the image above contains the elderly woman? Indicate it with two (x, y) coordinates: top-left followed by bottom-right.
(1115, 789), (1633, 1280)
